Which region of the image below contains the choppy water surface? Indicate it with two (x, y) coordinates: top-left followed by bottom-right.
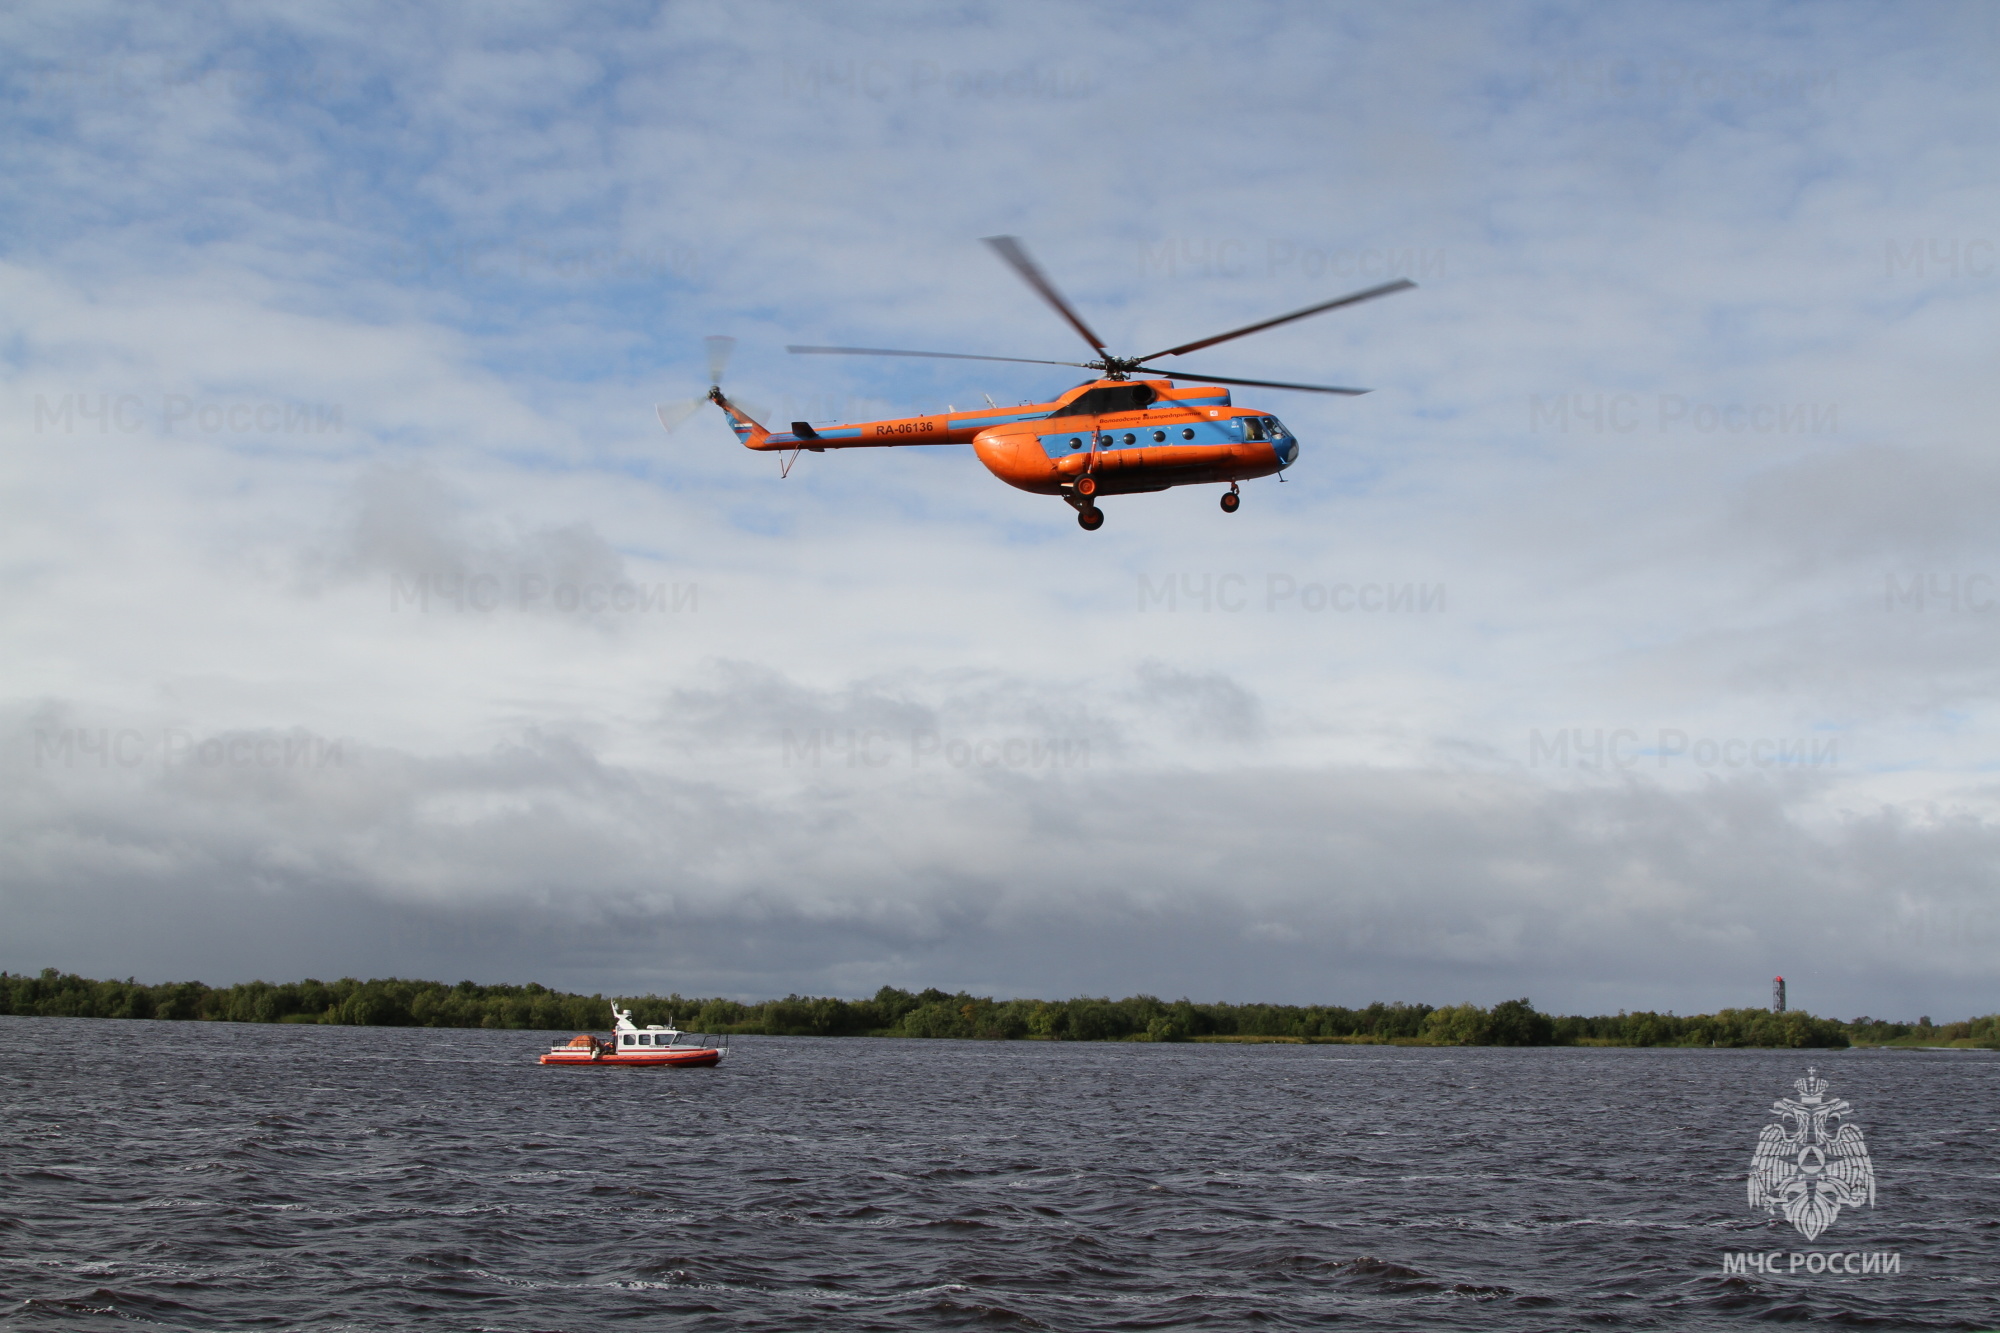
(2, 1018), (1995, 1330)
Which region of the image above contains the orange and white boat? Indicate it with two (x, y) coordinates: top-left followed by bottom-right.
(539, 1004), (728, 1068)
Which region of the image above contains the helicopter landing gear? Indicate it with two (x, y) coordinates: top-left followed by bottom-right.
(1063, 482), (1105, 531)
(1220, 484), (1240, 513)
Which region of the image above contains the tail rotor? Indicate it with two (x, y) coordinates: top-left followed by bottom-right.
(656, 335), (765, 433)
(704, 334), (735, 387)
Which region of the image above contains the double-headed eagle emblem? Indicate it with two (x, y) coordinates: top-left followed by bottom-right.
(1748, 1068), (1876, 1240)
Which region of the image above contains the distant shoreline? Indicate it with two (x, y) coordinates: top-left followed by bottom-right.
(1184, 1032), (1992, 1050)
(8, 970), (1994, 1050)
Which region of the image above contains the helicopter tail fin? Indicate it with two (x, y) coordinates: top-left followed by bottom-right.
(713, 391), (773, 450)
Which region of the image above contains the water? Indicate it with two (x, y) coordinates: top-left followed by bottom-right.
(2, 1016), (1995, 1330)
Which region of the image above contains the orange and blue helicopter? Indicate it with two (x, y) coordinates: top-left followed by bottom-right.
(658, 237), (1413, 531)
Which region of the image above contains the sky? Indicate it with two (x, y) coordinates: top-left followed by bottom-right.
(3, 1), (1997, 1020)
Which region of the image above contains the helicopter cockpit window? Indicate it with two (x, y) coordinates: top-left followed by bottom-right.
(1242, 417), (1267, 441)
(1263, 417), (1288, 439)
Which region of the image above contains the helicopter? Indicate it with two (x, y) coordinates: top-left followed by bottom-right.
(657, 236), (1413, 531)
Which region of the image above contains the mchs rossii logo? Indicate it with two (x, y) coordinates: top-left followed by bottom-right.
(1750, 1067), (1876, 1238)
(1724, 1068), (1898, 1277)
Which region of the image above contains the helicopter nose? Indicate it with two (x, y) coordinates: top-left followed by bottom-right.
(1275, 437), (1298, 467)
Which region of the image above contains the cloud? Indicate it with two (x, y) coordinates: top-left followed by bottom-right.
(298, 464), (643, 621)
(8, 660), (1999, 1018)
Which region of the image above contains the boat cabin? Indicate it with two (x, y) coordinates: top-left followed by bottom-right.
(610, 1003), (685, 1049)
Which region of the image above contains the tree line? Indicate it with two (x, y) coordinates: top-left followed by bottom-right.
(3, 970), (1993, 1048)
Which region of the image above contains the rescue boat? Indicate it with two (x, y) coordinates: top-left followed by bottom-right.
(539, 1003), (728, 1068)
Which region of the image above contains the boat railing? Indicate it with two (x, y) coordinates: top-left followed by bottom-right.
(668, 1031), (729, 1053)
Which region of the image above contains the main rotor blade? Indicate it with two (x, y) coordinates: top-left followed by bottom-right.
(787, 344), (1092, 369)
(704, 335), (736, 386)
(1132, 365), (1371, 396)
(1136, 278), (1416, 362)
(981, 235), (1109, 357)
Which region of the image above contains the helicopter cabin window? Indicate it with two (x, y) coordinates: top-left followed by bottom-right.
(1152, 430), (1166, 443)
(1181, 428), (1195, 440)
(1067, 437), (1083, 451)
(1242, 418), (1267, 441)
(1046, 383), (1157, 419)
(1121, 433), (1135, 445)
